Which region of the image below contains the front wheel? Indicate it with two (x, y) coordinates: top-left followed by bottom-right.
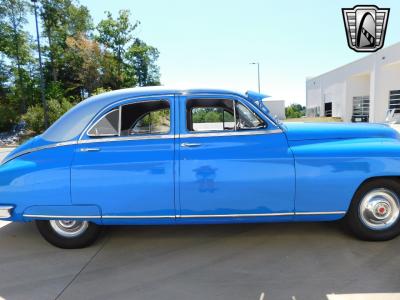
(36, 220), (100, 249)
(346, 179), (400, 241)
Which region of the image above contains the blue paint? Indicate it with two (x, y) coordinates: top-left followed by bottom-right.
(1, 88), (400, 227)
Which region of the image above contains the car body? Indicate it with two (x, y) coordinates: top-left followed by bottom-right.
(1, 87), (400, 248)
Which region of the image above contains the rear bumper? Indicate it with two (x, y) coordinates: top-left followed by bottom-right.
(0, 206), (14, 219)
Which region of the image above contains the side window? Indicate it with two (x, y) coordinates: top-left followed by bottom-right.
(87, 109), (119, 137)
(191, 107), (234, 131)
(236, 102), (265, 130)
(121, 100), (170, 136)
(187, 98), (235, 132)
(87, 100), (170, 138)
(130, 109), (170, 134)
(186, 98), (265, 132)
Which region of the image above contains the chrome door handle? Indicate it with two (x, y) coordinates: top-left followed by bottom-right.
(79, 147), (101, 152)
(181, 143), (202, 148)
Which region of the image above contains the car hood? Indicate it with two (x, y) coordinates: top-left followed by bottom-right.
(283, 122), (399, 141)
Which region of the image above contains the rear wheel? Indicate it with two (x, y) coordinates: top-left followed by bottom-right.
(347, 179), (400, 241)
(36, 220), (100, 249)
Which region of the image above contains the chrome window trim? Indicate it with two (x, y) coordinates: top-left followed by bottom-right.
(233, 101), (237, 130)
(77, 134), (174, 144)
(181, 92), (280, 130)
(118, 106), (122, 136)
(79, 96), (175, 142)
(186, 97), (267, 134)
(180, 129), (282, 139)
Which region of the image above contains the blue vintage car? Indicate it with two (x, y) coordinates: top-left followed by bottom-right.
(1, 87), (400, 248)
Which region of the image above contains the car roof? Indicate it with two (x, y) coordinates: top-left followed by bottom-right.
(40, 87), (247, 143)
(83, 86), (246, 106)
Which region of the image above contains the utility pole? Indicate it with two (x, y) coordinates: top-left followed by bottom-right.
(31, 0), (48, 128)
(250, 62), (260, 93)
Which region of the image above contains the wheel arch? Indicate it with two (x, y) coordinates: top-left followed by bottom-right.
(346, 176), (400, 214)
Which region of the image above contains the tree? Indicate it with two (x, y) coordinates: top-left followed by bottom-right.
(285, 103), (305, 119)
(126, 39), (160, 86)
(0, 0), (32, 113)
(96, 10), (138, 88)
(65, 34), (101, 96)
(39, 0), (93, 83)
(0, 1), (162, 134)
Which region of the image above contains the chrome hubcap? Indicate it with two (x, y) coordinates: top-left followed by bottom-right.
(359, 188), (400, 230)
(49, 220), (89, 238)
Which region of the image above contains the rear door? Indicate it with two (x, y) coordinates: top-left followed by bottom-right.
(71, 95), (176, 223)
(177, 94), (295, 222)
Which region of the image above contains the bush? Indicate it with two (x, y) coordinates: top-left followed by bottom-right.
(92, 87), (112, 96)
(0, 104), (17, 132)
(285, 104), (306, 119)
(23, 99), (74, 133)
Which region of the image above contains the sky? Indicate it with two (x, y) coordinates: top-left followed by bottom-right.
(29, 0), (400, 105)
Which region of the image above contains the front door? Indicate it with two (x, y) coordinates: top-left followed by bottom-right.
(177, 95), (295, 222)
(71, 96), (176, 223)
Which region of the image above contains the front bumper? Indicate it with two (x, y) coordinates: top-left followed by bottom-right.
(0, 206), (14, 219)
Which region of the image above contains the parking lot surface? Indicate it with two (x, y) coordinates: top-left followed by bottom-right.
(1, 150), (400, 300)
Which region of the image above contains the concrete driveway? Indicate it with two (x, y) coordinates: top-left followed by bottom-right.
(1, 150), (400, 300)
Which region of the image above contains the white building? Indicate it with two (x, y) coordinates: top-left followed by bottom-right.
(306, 42), (400, 123)
(263, 100), (286, 120)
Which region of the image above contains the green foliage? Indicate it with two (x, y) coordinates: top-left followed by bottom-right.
(0, 0), (32, 113)
(0, 0), (161, 137)
(23, 98), (73, 133)
(91, 87), (112, 96)
(126, 39), (160, 86)
(285, 103), (306, 119)
(192, 108), (229, 123)
(0, 104), (18, 131)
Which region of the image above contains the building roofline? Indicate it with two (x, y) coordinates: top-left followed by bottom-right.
(306, 41), (400, 82)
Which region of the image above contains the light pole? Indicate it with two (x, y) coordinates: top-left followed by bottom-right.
(250, 62), (260, 93)
(31, 0), (48, 128)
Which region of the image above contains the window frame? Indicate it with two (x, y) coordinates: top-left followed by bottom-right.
(84, 99), (172, 140)
(186, 98), (267, 134)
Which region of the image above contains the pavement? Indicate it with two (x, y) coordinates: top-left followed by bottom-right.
(1, 145), (400, 300)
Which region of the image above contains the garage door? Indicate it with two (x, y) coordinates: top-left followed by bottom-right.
(352, 96), (369, 122)
(389, 90), (400, 113)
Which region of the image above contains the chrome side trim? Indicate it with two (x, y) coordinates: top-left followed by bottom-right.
(1, 141), (77, 165)
(78, 134), (174, 144)
(23, 214), (101, 219)
(22, 211), (346, 220)
(295, 211), (346, 215)
(180, 129), (282, 139)
(177, 212), (293, 218)
(102, 215), (175, 219)
(0, 206), (14, 219)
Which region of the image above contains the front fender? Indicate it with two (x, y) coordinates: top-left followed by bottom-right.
(290, 138), (400, 214)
